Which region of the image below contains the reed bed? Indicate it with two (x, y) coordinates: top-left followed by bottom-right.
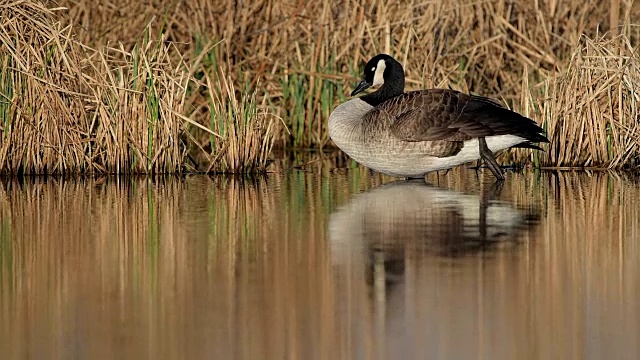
(195, 70), (277, 173)
(0, 1), (89, 174)
(0, 1), (274, 175)
(538, 34), (640, 168)
(1, 0), (639, 174)
(86, 28), (191, 174)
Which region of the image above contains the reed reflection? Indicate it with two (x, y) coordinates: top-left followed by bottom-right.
(1, 171), (639, 360)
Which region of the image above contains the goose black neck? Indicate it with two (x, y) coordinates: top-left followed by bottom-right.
(361, 71), (405, 107)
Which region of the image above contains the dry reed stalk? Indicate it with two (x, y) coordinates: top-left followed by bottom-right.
(536, 34), (640, 169)
(1, 0), (281, 175)
(0, 1), (90, 174)
(195, 69), (277, 174)
(84, 27), (191, 174)
(0, 1), (192, 174)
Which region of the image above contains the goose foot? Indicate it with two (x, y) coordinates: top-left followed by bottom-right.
(478, 137), (505, 180)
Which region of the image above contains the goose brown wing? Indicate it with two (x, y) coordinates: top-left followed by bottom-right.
(386, 89), (547, 144)
(361, 102), (464, 158)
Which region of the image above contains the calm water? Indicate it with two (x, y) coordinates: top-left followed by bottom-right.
(1, 166), (639, 360)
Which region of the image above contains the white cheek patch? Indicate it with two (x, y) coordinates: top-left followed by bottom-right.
(372, 59), (386, 86)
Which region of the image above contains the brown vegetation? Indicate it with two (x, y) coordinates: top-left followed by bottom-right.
(0, 0), (639, 174)
(0, 1), (275, 174)
(535, 34), (640, 168)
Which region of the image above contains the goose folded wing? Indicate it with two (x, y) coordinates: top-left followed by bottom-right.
(389, 90), (545, 144)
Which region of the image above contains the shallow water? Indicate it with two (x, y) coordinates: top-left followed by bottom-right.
(1, 167), (639, 360)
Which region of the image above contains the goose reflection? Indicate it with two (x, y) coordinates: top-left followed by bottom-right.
(328, 180), (542, 359)
(329, 180), (542, 285)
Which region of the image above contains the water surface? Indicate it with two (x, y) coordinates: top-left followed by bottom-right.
(1, 167), (639, 359)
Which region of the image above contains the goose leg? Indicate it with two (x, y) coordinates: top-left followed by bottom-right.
(478, 137), (505, 180)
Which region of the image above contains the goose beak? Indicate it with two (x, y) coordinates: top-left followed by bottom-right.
(351, 78), (372, 96)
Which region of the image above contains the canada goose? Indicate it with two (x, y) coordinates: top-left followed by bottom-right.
(328, 54), (549, 180)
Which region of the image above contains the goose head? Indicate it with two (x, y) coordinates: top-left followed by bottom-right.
(351, 54), (406, 105)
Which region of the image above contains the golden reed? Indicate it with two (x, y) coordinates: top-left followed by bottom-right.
(0, 1), (638, 174)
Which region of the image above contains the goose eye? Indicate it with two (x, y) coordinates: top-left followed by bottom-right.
(370, 67), (376, 72)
